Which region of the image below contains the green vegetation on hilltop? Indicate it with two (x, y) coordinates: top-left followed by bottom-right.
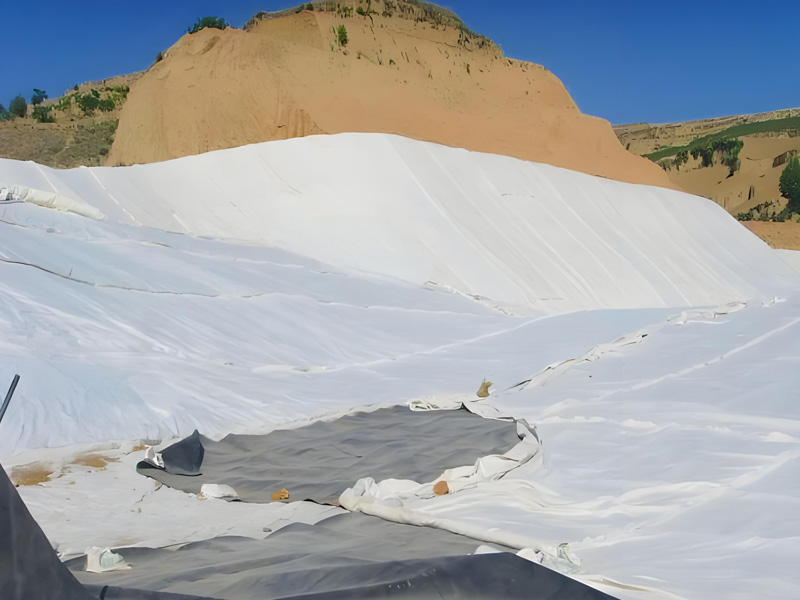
(9, 95), (27, 118)
(645, 116), (800, 162)
(274, 0), (468, 27)
(77, 93), (100, 114)
(3, 85), (128, 124)
(52, 94), (73, 111)
(47, 85), (130, 119)
(1, 79), (131, 168)
(31, 89), (48, 106)
(98, 98), (115, 112)
(247, 1), (495, 50)
(188, 16), (229, 34)
(690, 138), (742, 174)
(672, 149), (689, 170)
(719, 138), (744, 175)
(32, 105), (55, 123)
(660, 137), (744, 176)
(72, 120), (118, 158)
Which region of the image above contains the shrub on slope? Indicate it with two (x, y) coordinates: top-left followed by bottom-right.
(780, 156), (800, 213)
(8, 95), (27, 118)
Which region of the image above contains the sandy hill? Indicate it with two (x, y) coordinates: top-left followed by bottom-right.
(106, 2), (671, 188)
(615, 109), (800, 216)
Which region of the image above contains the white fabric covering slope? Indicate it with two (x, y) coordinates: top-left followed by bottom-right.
(0, 197), (675, 456)
(776, 248), (800, 274)
(1, 134), (800, 600)
(344, 298), (800, 600)
(1, 133), (796, 314)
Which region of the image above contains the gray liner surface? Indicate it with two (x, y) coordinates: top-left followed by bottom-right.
(71, 512), (616, 600)
(1, 454), (616, 600)
(137, 406), (521, 504)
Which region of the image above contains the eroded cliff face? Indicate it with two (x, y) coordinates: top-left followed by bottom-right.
(108, 5), (673, 189)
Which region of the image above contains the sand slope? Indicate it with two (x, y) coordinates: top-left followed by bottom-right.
(107, 8), (671, 188)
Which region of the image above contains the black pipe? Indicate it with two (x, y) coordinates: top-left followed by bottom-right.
(0, 374), (20, 425)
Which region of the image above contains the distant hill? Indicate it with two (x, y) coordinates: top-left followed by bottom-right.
(105, 1), (671, 188)
(0, 73), (142, 168)
(615, 109), (800, 216)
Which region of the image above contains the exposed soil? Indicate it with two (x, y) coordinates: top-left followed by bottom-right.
(71, 453), (119, 469)
(107, 3), (672, 189)
(743, 221), (800, 250)
(10, 462), (55, 486)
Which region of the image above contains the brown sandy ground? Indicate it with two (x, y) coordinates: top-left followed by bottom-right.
(107, 2), (672, 189)
(743, 221), (800, 251)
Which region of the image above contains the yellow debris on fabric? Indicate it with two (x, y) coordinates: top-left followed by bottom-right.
(476, 379), (493, 398)
(271, 488), (290, 501)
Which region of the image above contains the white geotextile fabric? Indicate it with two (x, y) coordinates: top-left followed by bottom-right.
(776, 248), (800, 275)
(340, 419), (540, 505)
(142, 447), (164, 469)
(513, 301), (747, 390)
(0, 194), (682, 457)
(0, 133), (796, 314)
(342, 299), (800, 600)
(84, 547), (130, 573)
(0, 183), (103, 220)
(10, 444), (345, 558)
(199, 483), (239, 501)
(1, 134), (800, 599)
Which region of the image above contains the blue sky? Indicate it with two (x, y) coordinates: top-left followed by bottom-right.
(2, 1), (796, 125)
